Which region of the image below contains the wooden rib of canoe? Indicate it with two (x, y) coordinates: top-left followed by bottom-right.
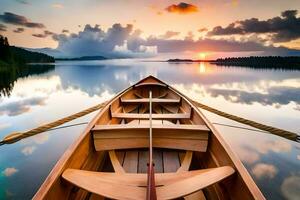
(33, 76), (265, 200)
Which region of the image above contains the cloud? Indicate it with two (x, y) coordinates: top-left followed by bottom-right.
(33, 133), (49, 144)
(208, 10), (300, 42)
(238, 146), (260, 164)
(251, 163), (278, 179)
(165, 2), (198, 14)
(36, 22), (300, 58)
(15, 0), (30, 5)
(281, 175), (300, 200)
(144, 37), (300, 55)
(32, 30), (54, 38)
(207, 86), (300, 107)
(255, 140), (291, 154)
(2, 167), (18, 177)
(159, 31), (180, 39)
(52, 3), (64, 9)
(113, 40), (157, 58)
(184, 31), (194, 40)
(21, 146), (36, 155)
(198, 27), (208, 32)
(13, 27), (24, 33)
(52, 24), (157, 58)
(0, 23), (7, 31)
(0, 12), (45, 28)
(0, 96), (46, 116)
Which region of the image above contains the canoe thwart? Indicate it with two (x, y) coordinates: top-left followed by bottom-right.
(92, 125), (209, 151)
(120, 98), (180, 104)
(111, 113), (191, 120)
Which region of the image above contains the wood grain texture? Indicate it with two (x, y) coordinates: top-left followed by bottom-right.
(121, 98), (180, 104)
(94, 138), (208, 152)
(109, 151), (125, 174)
(123, 151), (139, 173)
(177, 151), (193, 172)
(163, 151), (180, 172)
(62, 166), (234, 199)
(111, 113), (191, 119)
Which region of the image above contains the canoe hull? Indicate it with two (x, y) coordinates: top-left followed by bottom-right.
(33, 76), (265, 200)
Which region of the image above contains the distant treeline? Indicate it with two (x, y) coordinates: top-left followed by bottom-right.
(212, 56), (300, 69)
(0, 35), (55, 67)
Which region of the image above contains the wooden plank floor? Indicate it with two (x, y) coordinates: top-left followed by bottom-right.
(116, 148), (185, 173)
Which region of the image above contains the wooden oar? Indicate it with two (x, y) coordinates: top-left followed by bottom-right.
(146, 91), (157, 200)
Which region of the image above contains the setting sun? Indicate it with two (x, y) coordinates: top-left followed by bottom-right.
(198, 52), (207, 60)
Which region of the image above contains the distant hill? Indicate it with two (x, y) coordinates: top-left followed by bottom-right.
(56, 56), (107, 61)
(25, 47), (63, 58)
(0, 35), (54, 67)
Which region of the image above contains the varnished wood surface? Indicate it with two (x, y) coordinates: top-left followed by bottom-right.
(121, 98), (180, 103)
(111, 113), (191, 119)
(115, 149), (183, 173)
(62, 166), (234, 199)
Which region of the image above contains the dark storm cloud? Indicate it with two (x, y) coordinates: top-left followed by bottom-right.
(13, 27), (24, 33)
(0, 24), (7, 32)
(208, 10), (300, 42)
(165, 2), (198, 14)
(0, 12), (45, 28)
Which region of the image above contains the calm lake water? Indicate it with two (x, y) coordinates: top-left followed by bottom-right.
(0, 59), (300, 199)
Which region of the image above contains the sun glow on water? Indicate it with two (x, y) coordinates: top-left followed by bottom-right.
(198, 62), (206, 74)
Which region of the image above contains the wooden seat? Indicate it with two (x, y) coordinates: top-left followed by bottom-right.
(62, 166), (235, 200)
(109, 150), (205, 199)
(111, 113), (191, 119)
(92, 125), (209, 151)
(121, 98), (180, 104)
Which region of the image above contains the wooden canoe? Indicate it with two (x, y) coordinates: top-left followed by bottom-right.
(33, 75), (265, 200)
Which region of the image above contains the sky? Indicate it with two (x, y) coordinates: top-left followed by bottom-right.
(0, 0), (300, 58)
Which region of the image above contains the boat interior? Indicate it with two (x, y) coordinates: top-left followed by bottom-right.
(39, 76), (260, 200)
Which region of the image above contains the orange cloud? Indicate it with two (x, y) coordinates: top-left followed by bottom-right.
(198, 27), (208, 32)
(165, 2), (198, 14)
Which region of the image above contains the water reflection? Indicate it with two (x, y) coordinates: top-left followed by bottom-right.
(0, 65), (55, 97)
(0, 60), (300, 199)
(198, 62), (206, 74)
